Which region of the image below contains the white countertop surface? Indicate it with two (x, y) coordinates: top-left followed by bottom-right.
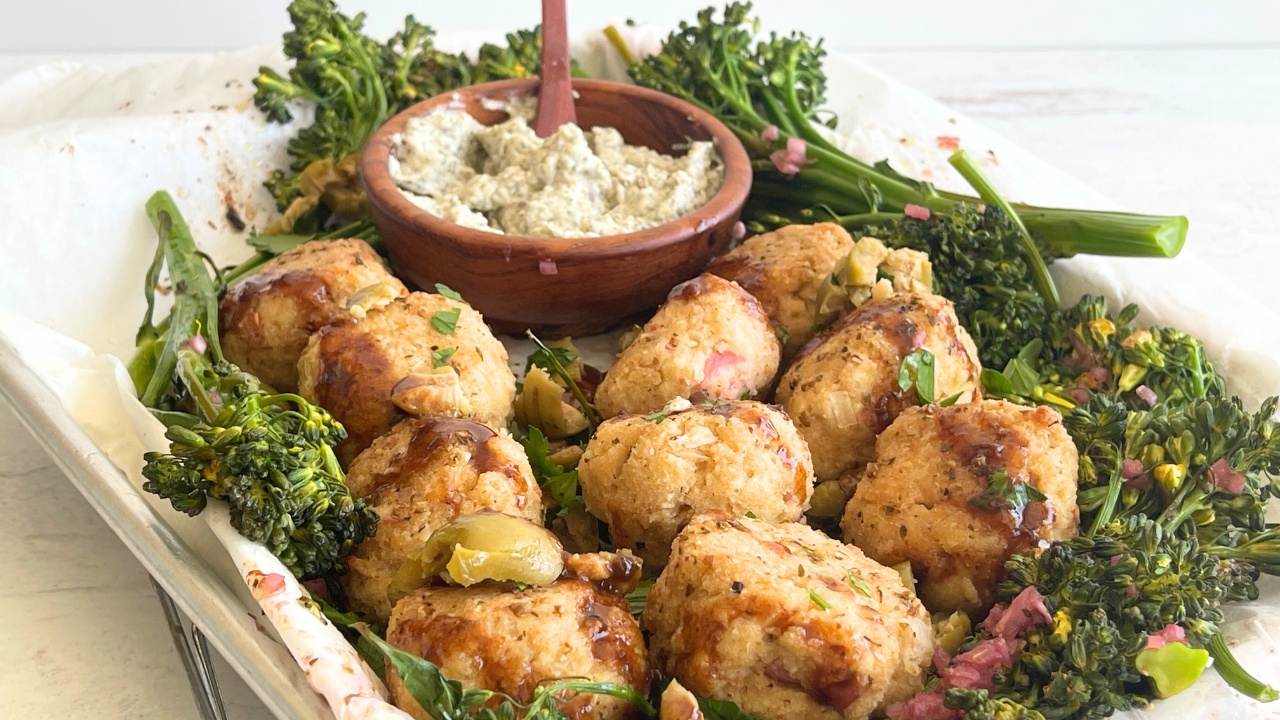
(1, 46), (1277, 719)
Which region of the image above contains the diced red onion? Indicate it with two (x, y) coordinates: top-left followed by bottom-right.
(1067, 388), (1092, 405)
(1127, 474), (1151, 490)
(1135, 384), (1158, 407)
(1122, 459), (1145, 479)
(732, 221), (746, 240)
(932, 644), (951, 672)
(1087, 366), (1110, 383)
(886, 691), (961, 720)
(539, 259), (558, 275)
(936, 135), (961, 151)
(988, 586), (1051, 642)
(786, 136), (807, 162)
(760, 125), (780, 142)
(903, 204), (931, 221)
(1126, 584), (1139, 599)
(1210, 458), (1246, 495)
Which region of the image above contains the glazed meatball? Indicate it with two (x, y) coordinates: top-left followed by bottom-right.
(707, 223), (854, 356)
(219, 238), (406, 391)
(595, 274), (781, 418)
(387, 579), (651, 720)
(646, 514), (933, 720)
(842, 400), (1079, 615)
(340, 417), (543, 622)
(776, 293), (982, 480)
(578, 400), (814, 566)
(297, 291), (515, 463)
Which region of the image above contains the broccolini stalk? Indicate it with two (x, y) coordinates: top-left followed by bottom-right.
(622, 3), (1187, 260)
(133, 191), (377, 579)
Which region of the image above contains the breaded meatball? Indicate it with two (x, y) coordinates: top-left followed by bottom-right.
(387, 579), (651, 720)
(297, 292), (515, 463)
(776, 293), (982, 480)
(595, 274), (781, 418)
(842, 400), (1079, 615)
(578, 400), (814, 566)
(340, 417), (542, 622)
(646, 515), (933, 720)
(219, 238), (405, 391)
(707, 223), (854, 356)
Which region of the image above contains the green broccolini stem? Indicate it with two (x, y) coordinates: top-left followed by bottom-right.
(1207, 633), (1280, 702)
(949, 150), (1061, 311)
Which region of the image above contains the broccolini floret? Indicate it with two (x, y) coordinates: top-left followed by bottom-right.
(132, 191), (377, 579)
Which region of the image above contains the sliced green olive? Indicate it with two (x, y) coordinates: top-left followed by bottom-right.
(892, 560), (916, 591)
(386, 511), (565, 606)
(807, 480), (848, 518)
(514, 367), (588, 439)
(933, 610), (972, 656)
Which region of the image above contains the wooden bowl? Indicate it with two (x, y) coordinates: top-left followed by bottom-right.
(361, 78), (752, 336)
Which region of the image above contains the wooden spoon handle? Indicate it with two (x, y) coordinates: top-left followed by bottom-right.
(533, 0), (577, 137)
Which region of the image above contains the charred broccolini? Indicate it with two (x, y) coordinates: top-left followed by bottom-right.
(131, 191), (376, 579)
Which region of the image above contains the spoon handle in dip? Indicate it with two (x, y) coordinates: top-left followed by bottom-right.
(533, 0), (577, 137)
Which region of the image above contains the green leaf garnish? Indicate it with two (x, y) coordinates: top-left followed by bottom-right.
(939, 391), (963, 407)
(808, 588), (830, 610)
(517, 426), (581, 510)
(431, 347), (457, 368)
(431, 307), (461, 335)
(969, 469), (1047, 512)
(847, 572), (872, 597)
(898, 349), (936, 404)
(434, 282), (462, 301)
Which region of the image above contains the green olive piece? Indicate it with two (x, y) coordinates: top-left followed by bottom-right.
(514, 367), (589, 439)
(807, 480), (848, 518)
(386, 511), (566, 606)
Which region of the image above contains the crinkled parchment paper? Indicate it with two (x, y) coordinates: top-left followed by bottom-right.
(0, 27), (1277, 720)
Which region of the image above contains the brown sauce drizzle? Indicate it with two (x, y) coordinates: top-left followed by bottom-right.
(223, 269), (333, 336)
(362, 417), (517, 498)
(935, 407), (1050, 551)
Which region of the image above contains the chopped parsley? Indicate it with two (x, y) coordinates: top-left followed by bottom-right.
(431, 307), (461, 335)
(969, 469), (1047, 512)
(434, 282), (463, 301)
(898, 349), (936, 404)
(847, 572), (872, 597)
(808, 589), (830, 610)
(431, 347), (457, 368)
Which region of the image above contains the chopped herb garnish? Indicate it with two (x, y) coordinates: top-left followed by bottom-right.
(774, 325), (791, 347)
(898, 349), (936, 404)
(745, 511), (758, 519)
(969, 469), (1047, 512)
(526, 331), (598, 432)
(515, 426), (582, 512)
(434, 282), (463, 301)
(847, 572), (872, 597)
(939, 391), (963, 407)
(431, 347), (457, 368)
(642, 407), (675, 423)
(431, 307), (461, 335)
(808, 588), (830, 610)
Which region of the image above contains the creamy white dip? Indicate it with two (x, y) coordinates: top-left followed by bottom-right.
(389, 98), (724, 238)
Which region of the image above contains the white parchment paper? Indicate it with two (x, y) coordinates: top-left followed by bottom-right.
(0, 28), (1277, 720)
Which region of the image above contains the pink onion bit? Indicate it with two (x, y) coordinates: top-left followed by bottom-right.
(903, 204), (931, 221)
(1135, 384), (1158, 407)
(936, 135), (961, 151)
(732, 220), (747, 240)
(538, 259), (559, 276)
(1121, 458), (1145, 479)
(1210, 458), (1246, 495)
(182, 334), (208, 355)
(760, 124), (780, 143)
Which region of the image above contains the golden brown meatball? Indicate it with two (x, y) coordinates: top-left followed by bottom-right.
(595, 274), (781, 418)
(776, 293), (982, 480)
(842, 400), (1079, 615)
(707, 223), (855, 356)
(297, 292), (515, 463)
(646, 514), (933, 720)
(387, 579), (651, 720)
(578, 400), (814, 566)
(219, 238), (405, 392)
(340, 417), (542, 622)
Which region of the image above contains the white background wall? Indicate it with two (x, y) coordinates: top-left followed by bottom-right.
(3, 0), (1279, 53)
